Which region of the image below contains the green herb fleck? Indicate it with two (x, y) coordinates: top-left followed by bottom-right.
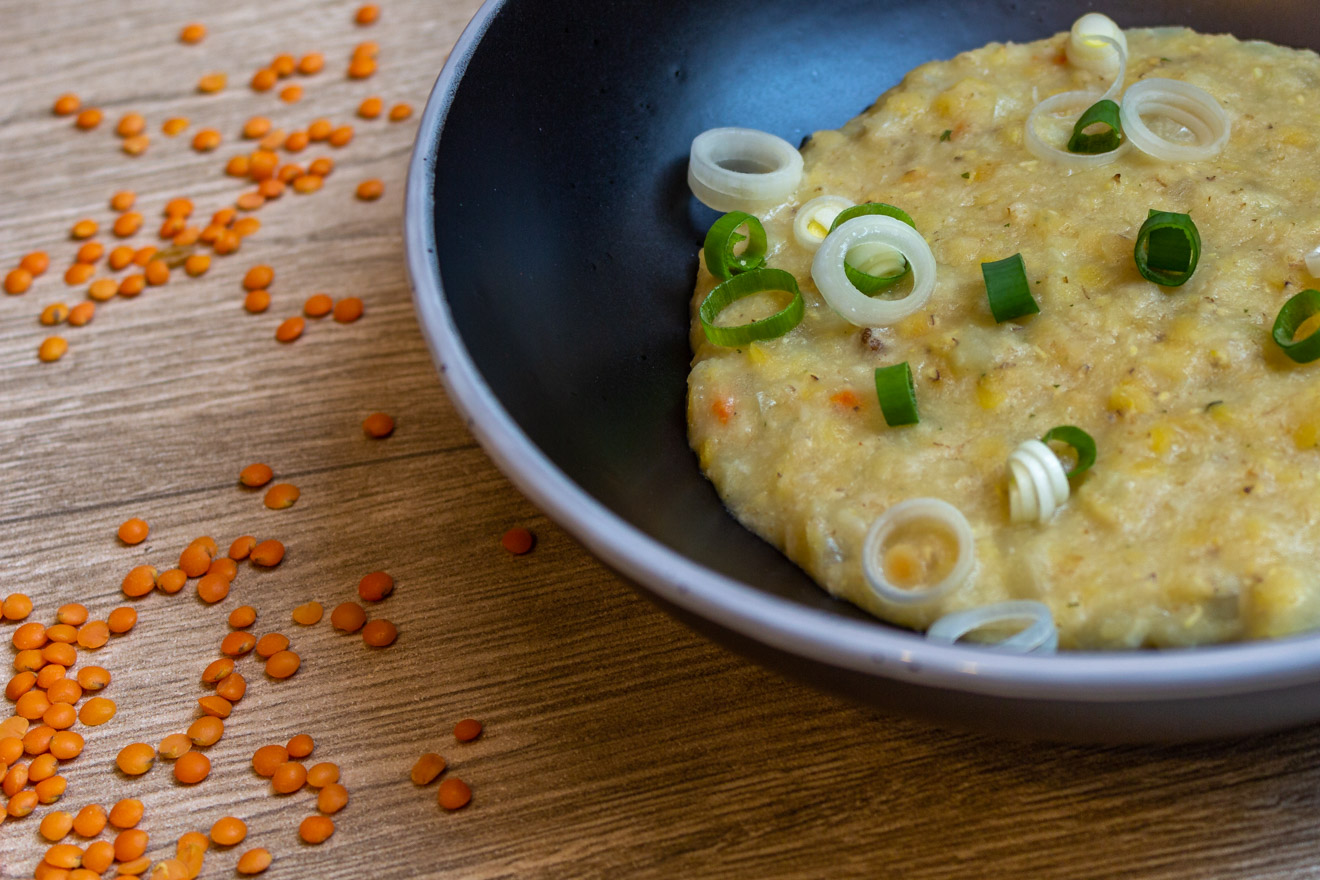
(940, 129), (952, 142)
(960, 171), (970, 179)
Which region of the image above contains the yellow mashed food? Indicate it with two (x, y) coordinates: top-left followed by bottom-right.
(687, 27), (1320, 649)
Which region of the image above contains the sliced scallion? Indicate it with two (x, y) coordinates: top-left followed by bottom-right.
(1066, 99), (1122, 154)
(1135, 210), (1200, 286)
(1272, 288), (1320, 364)
(874, 362), (918, 426)
(698, 267), (804, 347)
(981, 253), (1038, 322)
(831, 203), (917, 295)
(1040, 425), (1097, 478)
(702, 211), (767, 280)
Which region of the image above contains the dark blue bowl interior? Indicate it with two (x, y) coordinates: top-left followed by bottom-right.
(431, 0), (1320, 624)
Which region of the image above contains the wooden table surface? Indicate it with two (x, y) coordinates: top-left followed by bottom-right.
(4, 1), (1320, 878)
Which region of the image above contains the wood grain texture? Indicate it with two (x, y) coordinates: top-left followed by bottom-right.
(4, 1), (1320, 878)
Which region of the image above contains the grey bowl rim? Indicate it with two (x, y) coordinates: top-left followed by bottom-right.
(402, 0), (1320, 703)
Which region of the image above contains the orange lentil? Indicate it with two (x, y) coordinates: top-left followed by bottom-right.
(154, 858), (191, 880)
(76, 620), (110, 648)
(329, 602), (366, 633)
(162, 117), (189, 136)
(44, 843), (82, 867)
(279, 84), (303, 103)
(157, 214), (184, 236)
(299, 815), (335, 844)
(53, 93), (81, 115)
(235, 191), (265, 211)
(362, 412), (395, 438)
(304, 761), (339, 788)
(42, 642), (76, 666)
(347, 56), (376, 79)
(56, 603), (87, 625)
(187, 716), (224, 747)
(389, 102), (414, 122)
(133, 246), (157, 266)
(362, 619), (397, 647)
(210, 816), (246, 846)
(318, 782), (348, 814)
(275, 316), (305, 342)
(201, 221), (226, 241)
(67, 301), (94, 326)
(277, 163), (304, 184)
(13, 620), (46, 648)
(355, 3), (380, 24)
(196, 574), (230, 604)
(0, 715), (29, 739)
(116, 113), (145, 138)
(302, 121), (330, 144)
(3, 763), (28, 796)
(107, 245), (134, 269)
(5, 672), (35, 700)
(256, 633), (290, 656)
(227, 604), (256, 628)
(165, 197), (194, 217)
(333, 296), (364, 322)
(284, 130), (309, 151)
(3, 594), (33, 621)
(263, 483), (300, 509)
(107, 606), (137, 633)
(87, 278), (117, 301)
(157, 733), (191, 760)
(292, 601), (323, 625)
(117, 856), (152, 876)
(122, 134), (149, 156)
(202, 659), (235, 684)
(144, 259), (170, 286)
(229, 535), (257, 560)
(39, 303), (68, 325)
(71, 219), (97, 239)
(41, 810), (74, 841)
(117, 517), (148, 544)
(191, 128), (221, 151)
(193, 534), (220, 556)
(233, 216), (261, 236)
(83, 840), (114, 872)
(236, 848), (271, 875)
(8, 788), (38, 816)
(298, 52), (324, 75)
(213, 228), (241, 255)
(271, 53), (296, 77)
(115, 744), (154, 776)
(113, 212), (143, 237)
(180, 22), (206, 43)
(179, 544), (211, 578)
(48, 731), (83, 761)
(265, 650), (300, 679)
(21, 251), (50, 275)
(250, 68), (277, 92)
(197, 72), (226, 93)
(257, 178), (285, 199)
(174, 751), (210, 784)
(108, 798), (143, 829)
(121, 565), (158, 598)
(248, 149), (279, 179)
(35, 663), (65, 687)
(225, 154), (251, 177)
(209, 556), (238, 581)
(216, 672), (246, 702)
(31, 757), (59, 785)
(14, 648), (45, 673)
(114, 828), (149, 862)
(354, 40), (379, 58)
(75, 242), (103, 264)
(356, 178), (384, 201)
(291, 174), (323, 194)
(220, 631), (256, 656)
(286, 733), (314, 758)
(308, 157), (335, 179)
(244, 290), (270, 313)
(454, 718), (483, 742)
(248, 537), (287, 566)
(242, 116), (271, 139)
(46, 678), (81, 703)
(251, 745), (288, 777)
(299, 293), (331, 317)
(43, 703), (75, 732)
(197, 696), (232, 719)
(358, 570), (394, 601)
(76, 665), (110, 690)
(64, 263), (94, 285)
(501, 527), (535, 555)
(439, 777), (472, 810)
(358, 96), (383, 119)
(75, 107), (102, 129)
(411, 753), (446, 785)
(184, 254), (211, 277)
(173, 225), (201, 247)
(271, 760), (307, 794)
(242, 264), (273, 290)
(328, 124), (354, 146)
(79, 697), (116, 727)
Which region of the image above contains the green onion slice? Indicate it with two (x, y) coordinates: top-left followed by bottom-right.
(1066, 99), (1123, 154)
(873, 362), (919, 426)
(698, 267), (804, 347)
(1272, 288), (1320, 364)
(702, 211), (767, 281)
(830, 204), (917, 295)
(1134, 210), (1200, 286)
(981, 253), (1039, 322)
(1041, 425), (1096, 478)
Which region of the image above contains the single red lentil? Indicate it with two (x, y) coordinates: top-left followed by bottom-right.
(188, 716), (224, 747)
(439, 777), (472, 810)
(304, 293), (333, 317)
(358, 571), (394, 601)
(298, 53), (324, 75)
(174, 751), (211, 784)
(117, 517), (148, 544)
(115, 743), (154, 775)
(76, 665), (110, 690)
(158, 733), (192, 760)
(196, 573), (230, 604)
(80, 697), (116, 726)
(292, 601), (323, 625)
(454, 718), (484, 743)
(389, 102), (414, 121)
(107, 606), (137, 633)
(318, 782), (349, 814)
(355, 3), (380, 24)
(251, 68), (277, 92)
(358, 96), (383, 119)
(411, 753), (446, 785)
(333, 296), (364, 322)
(356, 178), (385, 201)
(162, 117), (189, 136)
(362, 619), (397, 647)
(75, 107), (102, 129)
(264, 483), (300, 509)
(286, 733), (314, 758)
(116, 112), (145, 138)
(502, 527), (536, 555)
(236, 848), (271, 875)
(330, 602), (366, 633)
(192, 128), (221, 151)
(180, 23), (206, 43)
(300, 815), (335, 844)
(221, 632), (256, 656)
(197, 72), (227, 93)
(275, 316), (305, 342)
(52, 93), (80, 115)
(210, 816), (246, 846)
(271, 760), (307, 793)
(329, 124), (355, 146)
(185, 254), (211, 277)
(197, 695), (233, 719)
(279, 84), (303, 103)
(2, 593), (32, 621)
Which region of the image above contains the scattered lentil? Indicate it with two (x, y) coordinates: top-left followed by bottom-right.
(52, 93), (80, 115)
(115, 743), (154, 776)
(236, 848), (271, 875)
(271, 761), (307, 793)
(174, 751), (211, 784)
(333, 296), (363, 322)
(356, 178), (384, 201)
(292, 601), (323, 625)
(411, 753), (446, 785)
(438, 777), (472, 810)
(210, 816), (246, 846)
(358, 96), (383, 119)
(179, 23), (206, 43)
(362, 619), (397, 647)
(329, 602), (366, 633)
(454, 718), (484, 742)
(317, 782), (348, 814)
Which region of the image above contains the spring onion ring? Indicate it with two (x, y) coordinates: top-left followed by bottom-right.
(792, 195), (853, 251)
(1067, 13), (1127, 77)
(1272, 288), (1320, 364)
(702, 212), (767, 280)
(981, 253), (1039, 323)
(1118, 78), (1231, 163)
(698, 267), (804, 348)
(811, 215), (937, 326)
(1067, 99), (1123, 154)
(826, 204), (916, 293)
(1025, 17), (1129, 169)
(1040, 425), (1097, 478)
(1134, 210), (1200, 286)
(873, 362), (919, 427)
(927, 601), (1059, 654)
(861, 498), (975, 606)
(1008, 439), (1070, 524)
(688, 127), (804, 214)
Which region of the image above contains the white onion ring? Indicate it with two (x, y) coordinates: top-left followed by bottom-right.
(1119, 78), (1231, 162)
(793, 195), (854, 251)
(687, 127), (804, 214)
(926, 601), (1059, 654)
(1306, 245), (1320, 278)
(1007, 439), (1070, 524)
(811, 216), (936, 326)
(1024, 32), (1129, 169)
(1067, 13), (1128, 78)
(861, 498), (975, 606)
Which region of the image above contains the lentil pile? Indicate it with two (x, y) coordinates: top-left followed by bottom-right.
(2, 3), (540, 876)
